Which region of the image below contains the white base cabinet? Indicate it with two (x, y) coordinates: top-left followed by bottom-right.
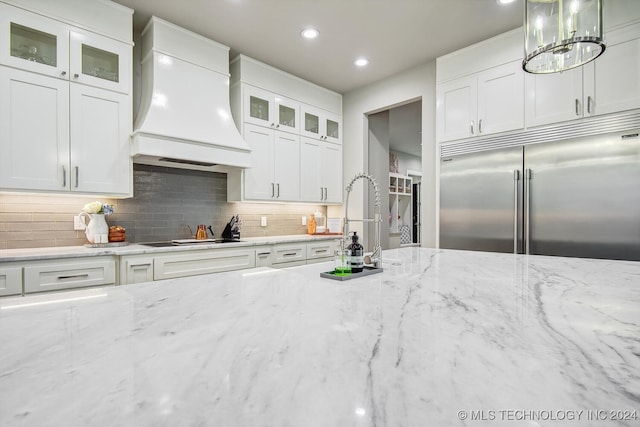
(119, 255), (154, 285)
(0, 266), (22, 296)
(153, 248), (256, 281)
(23, 257), (116, 293)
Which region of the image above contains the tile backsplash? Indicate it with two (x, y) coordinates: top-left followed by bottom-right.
(0, 164), (330, 249)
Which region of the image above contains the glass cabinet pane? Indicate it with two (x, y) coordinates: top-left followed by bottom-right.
(249, 96), (269, 121)
(305, 112), (319, 134)
(82, 44), (119, 82)
(326, 119), (339, 139)
(279, 104), (295, 128)
(10, 23), (57, 66)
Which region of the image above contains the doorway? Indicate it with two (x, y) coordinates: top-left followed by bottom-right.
(367, 99), (422, 250)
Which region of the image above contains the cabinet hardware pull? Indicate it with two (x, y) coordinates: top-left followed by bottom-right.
(57, 274), (89, 280)
(257, 252), (270, 257)
(316, 249), (327, 253)
(75, 166), (79, 188)
(470, 121), (475, 134)
(525, 168), (532, 255)
(271, 183), (275, 197)
(575, 99), (580, 116)
(61, 71), (67, 77)
(587, 96), (593, 114)
(62, 166), (66, 187)
(131, 263), (151, 268)
(324, 187), (327, 200)
(276, 183), (280, 197)
(478, 119), (483, 133)
(320, 187), (324, 200)
(73, 73), (79, 79)
(283, 252), (297, 257)
(513, 169), (520, 254)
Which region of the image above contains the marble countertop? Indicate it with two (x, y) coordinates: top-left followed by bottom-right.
(0, 234), (340, 262)
(0, 247), (638, 426)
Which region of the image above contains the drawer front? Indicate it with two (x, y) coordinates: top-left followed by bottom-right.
(255, 246), (273, 267)
(120, 256), (154, 285)
(272, 244), (306, 265)
(306, 241), (333, 260)
(154, 248), (256, 281)
(24, 259), (116, 293)
(0, 266), (22, 296)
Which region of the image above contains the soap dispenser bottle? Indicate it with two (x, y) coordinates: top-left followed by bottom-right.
(347, 232), (364, 273)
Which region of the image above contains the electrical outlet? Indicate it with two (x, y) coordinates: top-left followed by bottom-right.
(261, 216), (267, 227)
(301, 216), (307, 226)
(73, 215), (85, 230)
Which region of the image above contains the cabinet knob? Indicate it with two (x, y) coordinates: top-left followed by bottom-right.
(61, 71), (67, 77)
(74, 73), (80, 79)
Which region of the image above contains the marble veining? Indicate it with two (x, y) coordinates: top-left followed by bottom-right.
(0, 247), (638, 426)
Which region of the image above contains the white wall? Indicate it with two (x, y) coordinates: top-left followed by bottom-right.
(392, 150), (422, 178)
(330, 60), (436, 247)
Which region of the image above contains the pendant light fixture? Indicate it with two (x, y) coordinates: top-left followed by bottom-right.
(523, 0), (605, 73)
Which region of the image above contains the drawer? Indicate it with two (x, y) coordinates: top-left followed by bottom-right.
(24, 258), (116, 293)
(306, 241), (334, 260)
(255, 246), (273, 267)
(0, 266), (22, 296)
(120, 255), (154, 285)
(272, 244), (306, 265)
(154, 248), (255, 280)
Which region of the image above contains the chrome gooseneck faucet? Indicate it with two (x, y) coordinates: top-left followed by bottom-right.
(343, 173), (382, 268)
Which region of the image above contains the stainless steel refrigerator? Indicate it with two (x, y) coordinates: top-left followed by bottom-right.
(439, 130), (640, 261)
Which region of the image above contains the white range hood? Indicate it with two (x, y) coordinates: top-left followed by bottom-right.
(131, 17), (251, 172)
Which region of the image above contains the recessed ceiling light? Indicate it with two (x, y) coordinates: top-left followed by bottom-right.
(496, 0), (516, 4)
(300, 28), (319, 39)
(354, 58), (369, 67)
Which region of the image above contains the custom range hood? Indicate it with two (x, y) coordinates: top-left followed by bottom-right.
(131, 17), (250, 172)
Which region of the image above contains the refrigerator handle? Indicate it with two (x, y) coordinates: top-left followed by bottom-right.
(513, 169), (520, 254)
(525, 168), (532, 254)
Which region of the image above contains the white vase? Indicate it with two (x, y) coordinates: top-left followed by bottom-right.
(79, 213), (109, 244)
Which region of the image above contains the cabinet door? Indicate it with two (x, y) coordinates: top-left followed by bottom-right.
(588, 29), (640, 116)
(120, 256), (154, 285)
(273, 131), (300, 201)
(301, 104), (322, 139)
(69, 29), (131, 94)
(275, 95), (300, 134)
(0, 3), (69, 80)
(300, 137), (322, 202)
(69, 84), (131, 195)
(243, 123), (274, 200)
(0, 266), (22, 297)
(0, 67), (69, 191)
(436, 75), (477, 142)
(322, 141), (343, 203)
(524, 67), (583, 127)
(243, 84), (274, 128)
(324, 111), (342, 144)
(477, 61), (523, 135)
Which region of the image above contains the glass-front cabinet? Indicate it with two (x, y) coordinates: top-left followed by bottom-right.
(0, 3), (130, 94)
(243, 84), (300, 134)
(301, 104), (342, 144)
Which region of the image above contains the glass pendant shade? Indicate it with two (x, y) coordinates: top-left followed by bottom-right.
(523, 0), (605, 73)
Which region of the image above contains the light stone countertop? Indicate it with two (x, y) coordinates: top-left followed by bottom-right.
(0, 234), (341, 262)
(0, 247), (638, 426)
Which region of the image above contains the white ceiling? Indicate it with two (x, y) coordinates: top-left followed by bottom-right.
(112, 0), (524, 94)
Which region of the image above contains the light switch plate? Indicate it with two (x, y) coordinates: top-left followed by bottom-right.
(301, 216), (307, 226)
(261, 216), (267, 227)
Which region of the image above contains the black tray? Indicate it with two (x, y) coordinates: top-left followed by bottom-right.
(320, 266), (383, 281)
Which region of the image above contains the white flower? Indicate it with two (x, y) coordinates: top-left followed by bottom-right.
(82, 201), (105, 214)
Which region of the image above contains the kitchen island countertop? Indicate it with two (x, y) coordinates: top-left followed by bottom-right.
(0, 247), (638, 426)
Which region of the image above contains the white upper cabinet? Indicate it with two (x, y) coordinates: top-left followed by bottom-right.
(0, 1), (132, 196)
(0, 3), (130, 94)
(437, 60), (524, 142)
(526, 22), (640, 128)
(300, 137), (342, 203)
(243, 84), (300, 134)
(301, 105), (342, 144)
